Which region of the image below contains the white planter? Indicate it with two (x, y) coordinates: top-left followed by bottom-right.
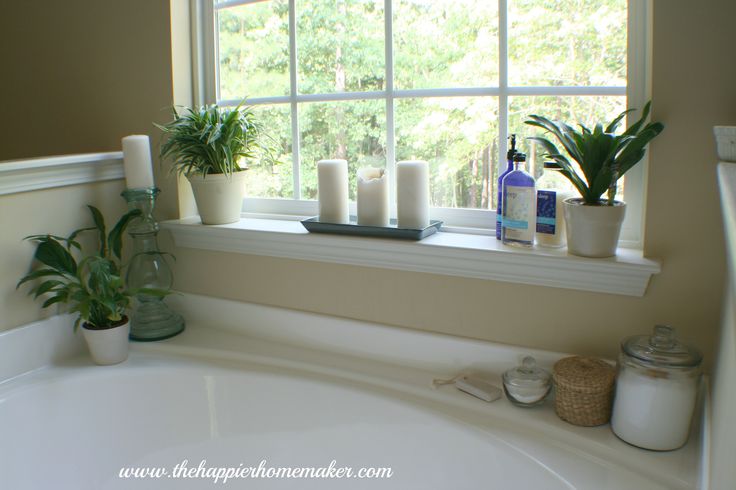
(564, 198), (626, 258)
(187, 171), (247, 225)
(714, 126), (736, 162)
(81, 319), (130, 366)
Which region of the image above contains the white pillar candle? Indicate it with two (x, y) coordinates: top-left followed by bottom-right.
(122, 135), (155, 189)
(317, 159), (350, 224)
(396, 160), (430, 229)
(357, 167), (389, 227)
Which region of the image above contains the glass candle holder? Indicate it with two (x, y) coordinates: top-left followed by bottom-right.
(122, 187), (185, 341)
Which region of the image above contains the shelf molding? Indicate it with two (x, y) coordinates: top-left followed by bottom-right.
(0, 152), (124, 196)
(163, 217), (661, 297)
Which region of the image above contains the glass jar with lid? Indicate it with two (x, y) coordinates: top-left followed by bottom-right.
(502, 356), (552, 407)
(611, 325), (703, 450)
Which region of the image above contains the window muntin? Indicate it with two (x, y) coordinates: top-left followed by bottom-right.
(210, 0), (632, 227)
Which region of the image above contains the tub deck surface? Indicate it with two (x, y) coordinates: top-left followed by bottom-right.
(0, 321), (701, 490)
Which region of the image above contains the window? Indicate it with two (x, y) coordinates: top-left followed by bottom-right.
(199, 0), (648, 244)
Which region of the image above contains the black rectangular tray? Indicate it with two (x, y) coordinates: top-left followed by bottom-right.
(301, 217), (442, 240)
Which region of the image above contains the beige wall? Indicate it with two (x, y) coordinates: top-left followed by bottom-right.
(170, 0), (735, 371)
(0, 1), (179, 331)
(0, 0), (180, 217)
(1, 1), (734, 373)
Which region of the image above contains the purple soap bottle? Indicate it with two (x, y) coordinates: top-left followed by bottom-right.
(502, 152), (536, 247)
(496, 135), (517, 239)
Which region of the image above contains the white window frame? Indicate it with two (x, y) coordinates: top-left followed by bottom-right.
(193, 0), (651, 247)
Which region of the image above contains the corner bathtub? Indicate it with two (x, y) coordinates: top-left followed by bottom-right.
(0, 295), (704, 490)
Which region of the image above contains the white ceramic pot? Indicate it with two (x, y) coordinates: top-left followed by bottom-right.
(563, 198), (626, 258)
(187, 171), (247, 225)
(81, 318), (130, 366)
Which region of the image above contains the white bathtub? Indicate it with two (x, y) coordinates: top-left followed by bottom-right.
(0, 294), (704, 489)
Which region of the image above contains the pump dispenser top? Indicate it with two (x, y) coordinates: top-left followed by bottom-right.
(507, 134), (517, 160)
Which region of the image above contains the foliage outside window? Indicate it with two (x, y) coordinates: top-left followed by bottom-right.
(214, 0), (627, 213)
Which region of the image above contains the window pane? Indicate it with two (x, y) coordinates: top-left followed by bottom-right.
(217, 1), (290, 100)
(509, 95), (627, 197)
(299, 100), (387, 200)
(395, 97), (499, 209)
(244, 104), (294, 199)
(508, 0), (626, 86)
(394, 0), (499, 90)
(296, 0), (385, 95)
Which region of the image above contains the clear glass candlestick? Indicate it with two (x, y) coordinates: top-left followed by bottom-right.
(122, 187), (184, 341)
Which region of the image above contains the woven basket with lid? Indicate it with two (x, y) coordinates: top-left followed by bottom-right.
(553, 356), (616, 426)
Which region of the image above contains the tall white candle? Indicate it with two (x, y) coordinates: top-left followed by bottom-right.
(357, 167), (389, 227)
(317, 159), (350, 224)
(396, 160), (430, 229)
(122, 135), (155, 189)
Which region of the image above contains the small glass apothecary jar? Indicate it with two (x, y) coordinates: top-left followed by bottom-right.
(611, 325), (703, 451)
(502, 356), (552, 407)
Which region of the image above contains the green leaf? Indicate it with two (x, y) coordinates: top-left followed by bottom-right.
(67, 226), (96, 251)
(33, 280), (64, 298)
(17, 268), (65, 288)
(87, 205), (107, 256)
(622, 101), (652, 137)
(34, 238), (77, 275)
(43, 294), (68, 309)
(605, 108), (634, 134)
(108, 209), (142, 260)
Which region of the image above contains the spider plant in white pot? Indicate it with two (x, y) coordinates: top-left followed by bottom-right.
(156, 103), (274, 225)
(525, 102), (664, 257)
(17, 206), (168, 365)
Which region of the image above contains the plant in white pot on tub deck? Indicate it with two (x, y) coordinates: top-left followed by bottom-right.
(525, 102), (664, 257)
(17, 206), (168, 365)
(156, 103), (275, 225)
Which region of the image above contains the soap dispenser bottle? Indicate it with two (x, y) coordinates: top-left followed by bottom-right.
(496, 134), (517, 239)
(502, 152), (536, 247)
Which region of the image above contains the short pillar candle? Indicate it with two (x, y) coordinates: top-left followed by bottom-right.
(122, 135), (155, 189)
(396, 160), (430, 229)
(317, 159), (350, 224)
(357, 167), (389, 227)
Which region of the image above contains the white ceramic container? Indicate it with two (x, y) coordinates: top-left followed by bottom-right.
(81, 319), (131, 365)
(564, 198), (626, 258)
(187, 171), (247, 225)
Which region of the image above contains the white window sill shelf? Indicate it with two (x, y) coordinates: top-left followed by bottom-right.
(162, 215), (661, 297)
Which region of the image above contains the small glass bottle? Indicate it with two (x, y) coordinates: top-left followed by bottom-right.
(535, 162), (573, 248)
(502, 152), (536, 247)
(611, 325), (702, 451)
(496, 134), (517, 239)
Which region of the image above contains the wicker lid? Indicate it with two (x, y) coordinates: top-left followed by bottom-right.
(553, 356), (615, 394)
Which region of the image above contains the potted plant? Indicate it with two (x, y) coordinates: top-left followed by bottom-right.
(525, 102), (664, 257)
(156, 103), (273, 225)
(17, 206), (167, 365)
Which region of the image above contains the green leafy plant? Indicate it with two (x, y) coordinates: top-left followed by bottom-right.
(155, 102), (275, 178)
(525, 102), (664, 205)
(17, 206), (167, 330)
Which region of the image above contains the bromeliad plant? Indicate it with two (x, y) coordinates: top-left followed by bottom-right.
(155, 102), (274, 178)
(17, 206), (166, 330)
(525, 102), (664, 205)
